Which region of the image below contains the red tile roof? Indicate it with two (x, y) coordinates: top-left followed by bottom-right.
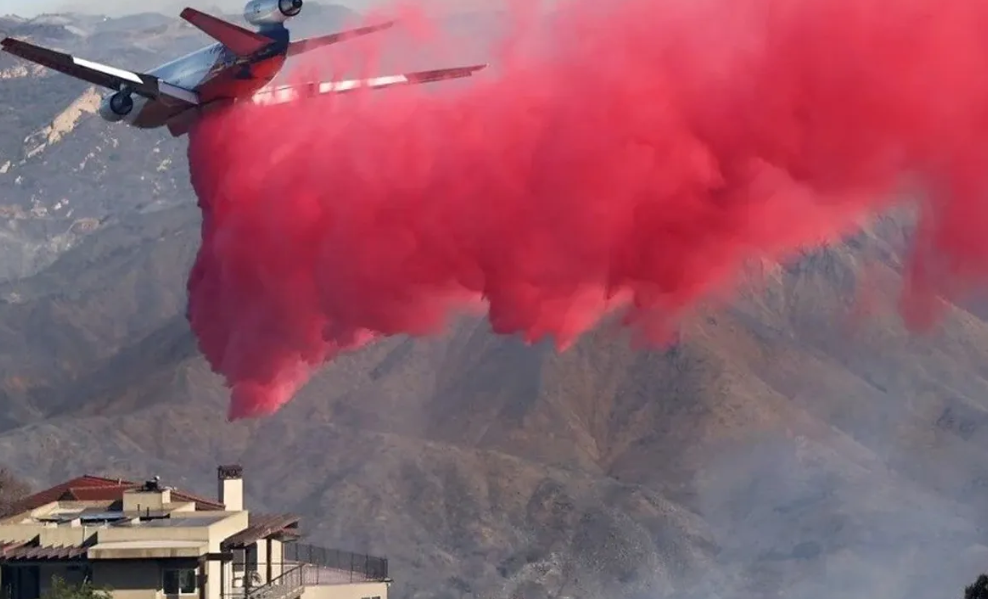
(65, 485), (139, 502)
(8, 475), (224, 516)
(8, 476), (129, 515)
(170, 490), (224, 511)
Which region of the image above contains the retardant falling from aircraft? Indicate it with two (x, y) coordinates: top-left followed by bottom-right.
(186, 0), (988, 420)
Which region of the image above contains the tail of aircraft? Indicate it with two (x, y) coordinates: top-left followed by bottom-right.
(180, 8), (271, 57)
(180, 4), (396, 59)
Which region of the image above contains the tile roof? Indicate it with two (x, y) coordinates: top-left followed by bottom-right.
(170, 490), (224, 511)
(222, 513), (301, 548)
(61, 484), (139, 502)
(11, 476), (127, 512)
(7, 476), (129, 516)
(8, 475), (224, 516)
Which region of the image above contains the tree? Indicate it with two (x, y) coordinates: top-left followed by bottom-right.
(0, 467), (31, 518)
(965, 574), (988, 599)
(41, 577), (113, 599)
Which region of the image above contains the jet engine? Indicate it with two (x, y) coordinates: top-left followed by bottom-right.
(98, 91), (134, 122)
(243, 0), (303, 25)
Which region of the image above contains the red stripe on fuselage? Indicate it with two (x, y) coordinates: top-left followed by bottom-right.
(197, 54), (287, 102)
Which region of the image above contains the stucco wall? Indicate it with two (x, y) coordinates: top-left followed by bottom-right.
(302, 582), (389, 599)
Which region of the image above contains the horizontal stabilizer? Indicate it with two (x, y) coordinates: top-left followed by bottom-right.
(249, 63), (488, 105)
(180, 7), (271, 57)
(286, 21), (396, 57)
(1, 37), (199, 107)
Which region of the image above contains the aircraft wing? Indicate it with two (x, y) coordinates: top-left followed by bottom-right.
(286, 21), (396, 57)
(165, 64), (487, 137)
(0, 37), (199, 107)
(249, 64), (488, 106)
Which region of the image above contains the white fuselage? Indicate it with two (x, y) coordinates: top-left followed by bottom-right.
(151, 43), (235, 86)
(106, 43), (241, 126)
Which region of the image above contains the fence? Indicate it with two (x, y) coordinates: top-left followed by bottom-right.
(245, 565), (304, 599)
(284, 542), (389, 582)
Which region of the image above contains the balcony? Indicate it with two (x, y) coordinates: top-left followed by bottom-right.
(284, 543), (388, 584)
(233, 542), (389, 599)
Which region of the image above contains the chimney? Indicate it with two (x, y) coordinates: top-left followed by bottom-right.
(217, 464), (244, 511)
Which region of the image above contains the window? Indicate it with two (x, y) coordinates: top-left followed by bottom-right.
(163, 569), (197, 595)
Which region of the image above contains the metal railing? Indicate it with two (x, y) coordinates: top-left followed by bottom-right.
(284, 542), (389, 581)
(244, 565), (304, 599)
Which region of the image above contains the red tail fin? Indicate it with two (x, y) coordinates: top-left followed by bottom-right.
(180, 8), (271, 57)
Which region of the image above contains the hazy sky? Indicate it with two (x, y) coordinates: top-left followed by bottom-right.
(0, 0), (381, 18)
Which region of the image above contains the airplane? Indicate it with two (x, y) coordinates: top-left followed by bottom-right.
(0, 0), (488, 137)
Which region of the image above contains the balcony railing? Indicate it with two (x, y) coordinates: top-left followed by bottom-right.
(245, 565), (304, 599)
(284, 542), (389, 582)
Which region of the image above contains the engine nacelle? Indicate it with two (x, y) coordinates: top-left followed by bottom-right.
(244, 0), (302, 25)
(98, 92), (134, 122)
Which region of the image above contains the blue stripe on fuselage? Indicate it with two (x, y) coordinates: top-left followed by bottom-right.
(258, 22), (290, 44)
(254, 23), (290, 59)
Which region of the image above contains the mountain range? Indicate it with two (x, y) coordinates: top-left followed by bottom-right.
(1, 4), (988, 599)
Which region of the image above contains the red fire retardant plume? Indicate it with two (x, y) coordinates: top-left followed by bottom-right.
(186, 0), (988, 420)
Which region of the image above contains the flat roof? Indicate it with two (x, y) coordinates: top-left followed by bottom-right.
(39, 509), (129, 523)
(87, 539), (208, 560)
(141, 515), (228, 528)
(89, 540), (205, 550)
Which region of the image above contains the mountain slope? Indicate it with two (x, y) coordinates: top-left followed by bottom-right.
(2, 203), (988, 598)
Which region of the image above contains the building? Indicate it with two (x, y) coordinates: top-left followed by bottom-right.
(0, 465), (389, 599)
